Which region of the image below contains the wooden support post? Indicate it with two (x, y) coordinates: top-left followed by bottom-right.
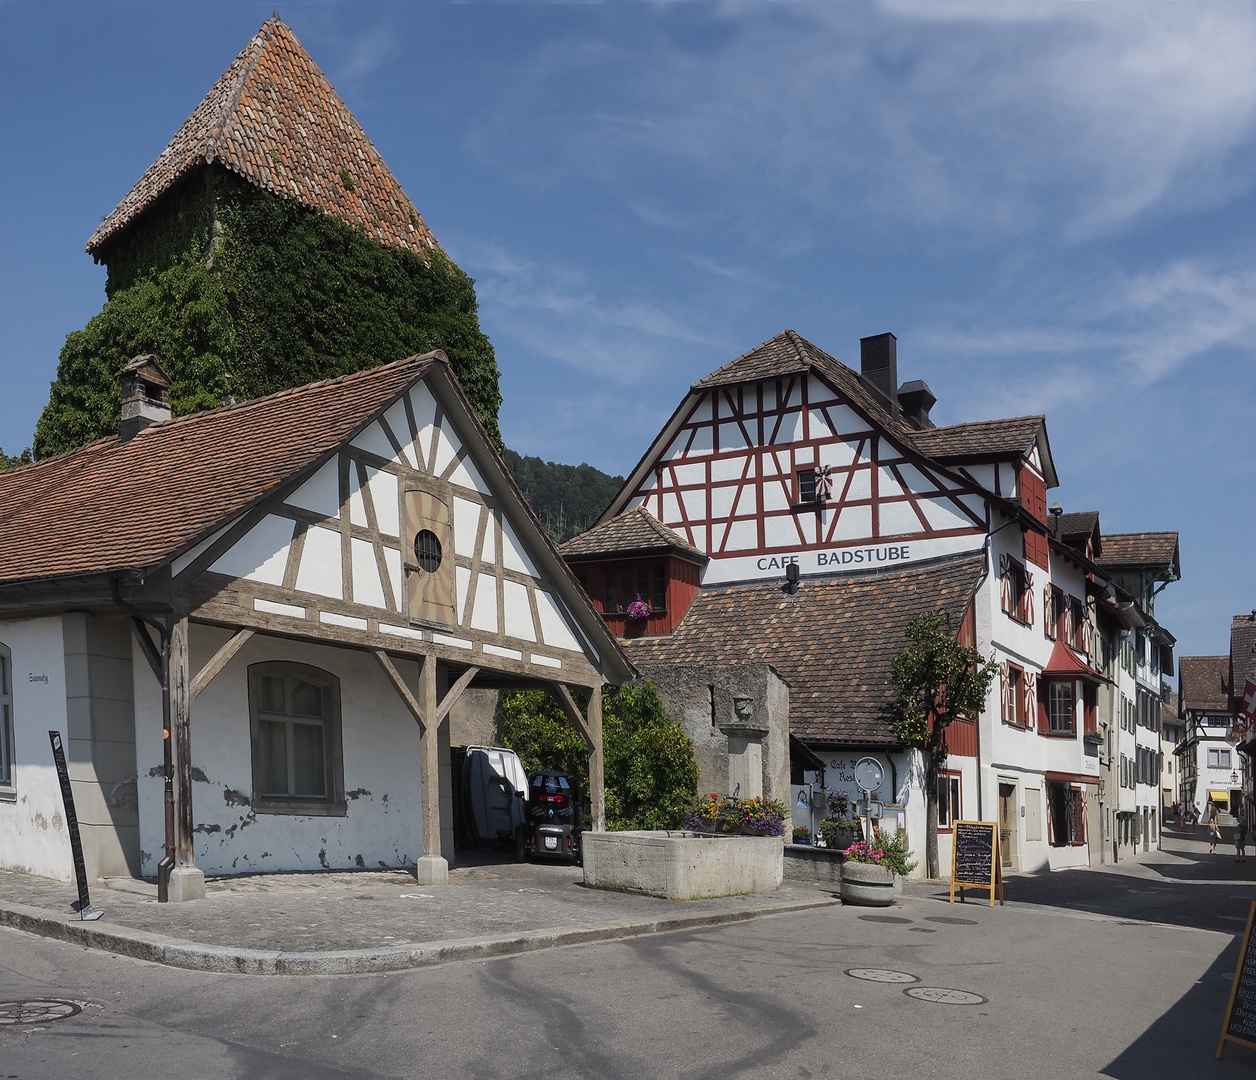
(190, 629), (253, 702)
(587, 685), (605, 833)
(435, 666), (479, 725)
(552, 682), (605, 833)
(372, 649), (426, 729)
(415, 653), (448, 884)
(167, 615), (204, 900)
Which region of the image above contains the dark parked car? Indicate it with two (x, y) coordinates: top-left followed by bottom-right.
(516, 771), (582, 863)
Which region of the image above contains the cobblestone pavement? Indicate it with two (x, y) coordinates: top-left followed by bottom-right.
(0, 853), (835, 954)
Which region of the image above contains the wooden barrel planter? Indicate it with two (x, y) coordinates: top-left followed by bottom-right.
(840, 861), (895, 906)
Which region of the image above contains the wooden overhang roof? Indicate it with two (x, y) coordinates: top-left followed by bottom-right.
(0, 353), (635, 685)
(1096, 532), (1181, 580)
(87, 18), (440, 260)
(626, 554), (985, 747)
(1179, 655), (1230, 714)
(560, 507), (707, 564)
(600, 329), (1058, 526)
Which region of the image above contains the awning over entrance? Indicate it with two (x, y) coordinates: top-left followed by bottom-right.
(1210, 790), (1230, 802)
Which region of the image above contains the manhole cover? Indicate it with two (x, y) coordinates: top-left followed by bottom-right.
(904, 987), (987, 1005)
(908, 927), (937, 933)
(857, 915), (912, 924)
(845, 968), (919, 984)
(0, 999), (83, 1025)
(925, 916), (978, 926)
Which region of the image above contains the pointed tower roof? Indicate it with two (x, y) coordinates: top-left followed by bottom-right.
(87, 18), (440, 260)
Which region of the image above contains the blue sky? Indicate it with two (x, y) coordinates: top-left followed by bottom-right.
(2, 2), (1254, 660)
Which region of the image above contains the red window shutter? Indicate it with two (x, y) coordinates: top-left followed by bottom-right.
(1084, 684), (1098, 733)
(1037, 679), (1050, 733)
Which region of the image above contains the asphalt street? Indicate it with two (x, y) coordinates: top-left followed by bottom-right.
(0, 828), (1252, 1079)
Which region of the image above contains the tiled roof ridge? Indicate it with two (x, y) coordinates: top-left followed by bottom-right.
(2, 352), (443, 486)
(923, 413), (1045, 434)
(1182, 654), (1229, 662)
(692, 329), (809, 387)
(203, 23), (270, 168)
(1102, 530), (1178, 541)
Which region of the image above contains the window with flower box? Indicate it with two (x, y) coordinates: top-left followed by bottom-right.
(603, 563), (667, 614)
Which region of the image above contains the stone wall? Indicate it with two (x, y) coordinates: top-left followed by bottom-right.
(634, 663), (790, 811)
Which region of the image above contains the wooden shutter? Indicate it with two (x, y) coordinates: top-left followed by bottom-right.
(404, 489), (456, 625)
(1035, 675), (1049, 733)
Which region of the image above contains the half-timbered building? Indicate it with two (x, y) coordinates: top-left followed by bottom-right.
(566, 328), (1147, 875)
(0, 353), (631, 899)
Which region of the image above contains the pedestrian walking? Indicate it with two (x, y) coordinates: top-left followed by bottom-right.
(1236, 817), (1248, 862)
(1210, 816), (1222, 854)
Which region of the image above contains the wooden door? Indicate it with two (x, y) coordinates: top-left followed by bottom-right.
(404, 489), (456, 625)
(999, 784), (1015, 866)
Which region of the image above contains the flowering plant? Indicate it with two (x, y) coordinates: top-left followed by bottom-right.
(824, 787), (852, 817)
(682, 793), (787, 837)
(792, 825), (812, 843)
(626, 600), (651, 621)
(844, 827), (916, 876)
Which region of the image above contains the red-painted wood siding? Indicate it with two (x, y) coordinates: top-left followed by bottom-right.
(1019, 466), (1050, 570)
(947, 600), (979, 756)
(571, 555), (701, 637)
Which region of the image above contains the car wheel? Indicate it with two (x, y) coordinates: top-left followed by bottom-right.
(514, 827), (527, 863)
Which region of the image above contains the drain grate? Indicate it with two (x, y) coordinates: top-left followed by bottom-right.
(857, 915), (913, 924)
(845, 968), (919, 984)
(908, 927), (937, 933)
(0, 1000), (83, 1025)
(904, 987), (987, 1005)
(924, 916), (978, 926)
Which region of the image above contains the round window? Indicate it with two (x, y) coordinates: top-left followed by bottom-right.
(414, 530), (443, 573)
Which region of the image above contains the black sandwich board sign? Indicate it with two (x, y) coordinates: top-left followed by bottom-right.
(1218, 901), (1256, 1059)
(48, 730), (103, 921)
(949, 820), (1004, 907)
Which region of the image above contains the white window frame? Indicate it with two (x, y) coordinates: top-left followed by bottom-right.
(938, 772), (962, 831)
(248, 662), (346, 816)
(1209, 747), (1232, 769)
(1048, 681), (1075, 734)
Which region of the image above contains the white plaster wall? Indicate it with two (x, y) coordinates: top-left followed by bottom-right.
(0, 616), (74, 880)
(136, 627), (423, 877)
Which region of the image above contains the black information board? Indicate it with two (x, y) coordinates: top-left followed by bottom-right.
(949, 820), (1004, 907)
(48, 730), (102, 921)
(1219, 901), (1256, 1058)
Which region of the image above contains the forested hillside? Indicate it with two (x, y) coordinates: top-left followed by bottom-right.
(502, 449), (623, 543)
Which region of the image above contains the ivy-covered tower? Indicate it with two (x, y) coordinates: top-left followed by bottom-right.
(36, 17), (502, 458)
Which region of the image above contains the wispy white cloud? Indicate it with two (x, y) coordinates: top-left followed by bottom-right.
(335, 24), (399, 84)
(470, 3), (1256, 244)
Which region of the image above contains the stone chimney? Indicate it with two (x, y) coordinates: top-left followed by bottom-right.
(859, 333), (898, 420)
(897, 379), (937, 430)
(118, 355), (172, 441)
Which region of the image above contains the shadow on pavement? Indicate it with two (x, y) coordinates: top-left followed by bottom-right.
(1101, 940), (1256, 1077)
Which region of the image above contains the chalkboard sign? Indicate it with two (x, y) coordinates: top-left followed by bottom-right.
(1218, 901), (1256, 1058)
(949, 820), (1004, 907)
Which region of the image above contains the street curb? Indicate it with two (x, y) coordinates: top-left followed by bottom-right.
(0, 894), (839, 976)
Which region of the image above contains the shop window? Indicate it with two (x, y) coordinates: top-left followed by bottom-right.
(938, 773), (962, 831)
(1047, 782), (1086, 847)
(249, 662), (345, 814)
(0, 644), (12, 792)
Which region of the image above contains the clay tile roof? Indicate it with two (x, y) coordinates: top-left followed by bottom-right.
(909, 415), (1045, 461)
(0, 354), (440, 587)
(692, 330), (906, 438)
(87, 18), (440, 259)
(626, 555), (985, 746)
(560, 507), (707, 563)
(1230, 615), (1256, 703)
(1097, 532), (1180, 571)
(1056, 511), (1101, 556)
(1179, 656), (1230, 713)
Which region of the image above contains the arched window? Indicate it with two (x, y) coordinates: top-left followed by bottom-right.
(248, 662), (344, 814)
(0, 644), (14, 792)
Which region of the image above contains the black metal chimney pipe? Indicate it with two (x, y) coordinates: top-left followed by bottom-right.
(859, 333), (898, 420)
